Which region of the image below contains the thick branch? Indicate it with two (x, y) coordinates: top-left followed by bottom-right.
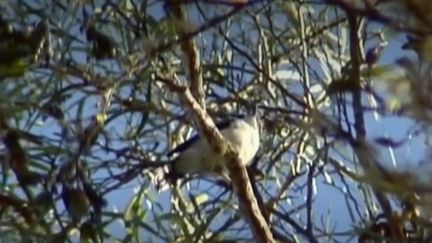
(177, 87), (276, 243)
(347, 14), (405, 241)
(168, 2), (205, 107)
(163, 2), (275, 241)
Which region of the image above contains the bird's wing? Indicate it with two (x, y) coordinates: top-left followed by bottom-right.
(167, 119), (233, 157)
(167, 134), (200, 157)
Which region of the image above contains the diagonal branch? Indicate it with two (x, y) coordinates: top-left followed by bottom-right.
(163, 2), (276, 241)
(168, 2), (205, 107)
(178, 87), (276, 243)
(155, 74), (276, 242)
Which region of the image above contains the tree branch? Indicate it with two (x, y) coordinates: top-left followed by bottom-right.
(157, 72), (276, 242)
(177, 87), (276, 243)
(168, 2), (205, 107)
(347, 14), (406, 242)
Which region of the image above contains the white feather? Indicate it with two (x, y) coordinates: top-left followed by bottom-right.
(172, 116), (260, 177)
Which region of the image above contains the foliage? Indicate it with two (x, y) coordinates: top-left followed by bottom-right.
(1, 0), (432, 242)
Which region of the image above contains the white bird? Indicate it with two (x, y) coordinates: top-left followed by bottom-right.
(167, 115), (260, 179)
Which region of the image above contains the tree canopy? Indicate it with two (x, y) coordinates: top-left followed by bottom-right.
(1, 0), (432, 242)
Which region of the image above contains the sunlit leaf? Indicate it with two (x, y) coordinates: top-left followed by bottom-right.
(194, 193), (208, 206)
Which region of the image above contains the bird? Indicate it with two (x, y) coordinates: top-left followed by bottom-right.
(167, 114), (261, 180)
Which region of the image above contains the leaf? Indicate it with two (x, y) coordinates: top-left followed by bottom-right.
(80, 220), (99, 242)
(86, 26), (116, 60)
(360, 64), (400, 79)
(82, 181), (107, 213)
(326, 78), (360, 94)
(17, 170), (44, 185)
(34, 191), (53, 214)
(41, 104), (64, 120)
(194, 193), (209, 206)
(124, 187), (147, 241)
(63, 187), (90, 221)
(402, 34), (432, 61)
(3, 129), (28, 175)
(96, 112), (106, 124)
(0, 59), (28, 78)
(152, 18), (178, 38)
(374, 137), (406, 148)
(323, 168), (333, 184)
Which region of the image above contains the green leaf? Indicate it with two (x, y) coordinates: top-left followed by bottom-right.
(0, 60), (28, 78)
(124, 187), (147, 242)
(194, 193), (209, 206)
(124, 189), (145, 222)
